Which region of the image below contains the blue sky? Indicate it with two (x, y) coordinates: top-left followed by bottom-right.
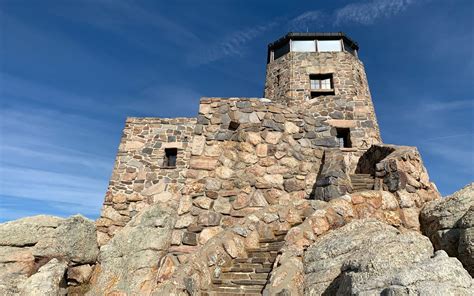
(0, 0), (472, 222)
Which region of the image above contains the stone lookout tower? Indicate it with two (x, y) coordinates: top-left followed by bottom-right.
(96, 31), (440, 295)
(264, 32), (381, 149)
(97, 32), (441, 257)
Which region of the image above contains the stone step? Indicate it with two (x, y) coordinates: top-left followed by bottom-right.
(259, 237), (285, 243)
(221, 267), (254, 273)
(240, 262), (272, 268)
(231, 279), (268, 286)
(203, 292), (262, 296)
(212, 278), (267, 285)
(249, 273), (270, 280)
(219, 272), (252, 280)
(260, 241), (285, 248)
(213, 278), (267, 286)
(351, 177), (374, 181)
(209, 230), (286, 295)
(351, 179), (375, 182)
(208, 284), (265, 293)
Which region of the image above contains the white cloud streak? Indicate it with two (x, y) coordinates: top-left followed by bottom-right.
(187, 20), (280, 66)
(424, 100), (474, 112)
(202, 0), (422, 64)
(52, 0), (199, 48)
(335, 0), (417, 25)
(289, 10), (325, 30)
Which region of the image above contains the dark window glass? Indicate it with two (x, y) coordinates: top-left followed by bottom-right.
(336, 128), (352, 148)
(343, 40), (356, 56)
(273, 42), (290, 60)
(164, 148), (178, 167)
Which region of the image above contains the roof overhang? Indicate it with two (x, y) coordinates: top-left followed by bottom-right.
(268, 32), (359, 51)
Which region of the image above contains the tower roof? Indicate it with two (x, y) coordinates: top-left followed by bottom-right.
(268, 32), (359, 51)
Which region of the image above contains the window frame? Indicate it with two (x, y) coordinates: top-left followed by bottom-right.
(310, 74), (334, 91)
(316, 40), (343, 52)
(290, 40), (316, 52)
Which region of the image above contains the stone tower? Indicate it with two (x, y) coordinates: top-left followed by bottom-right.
(97, 32), (398, 247)
(93, 33), (441, 295)
(264, 32), (381, 148)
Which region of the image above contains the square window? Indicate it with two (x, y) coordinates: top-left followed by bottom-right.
(163, 148), (177, 167)
(310, 74), (335, 98)
(310, 74), (333, 91)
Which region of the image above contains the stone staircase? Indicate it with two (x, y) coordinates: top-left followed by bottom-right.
(350, 174), (375, 191)
(203, 230), (287, 295)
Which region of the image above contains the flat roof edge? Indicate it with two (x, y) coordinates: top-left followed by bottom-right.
(268, 32), (359, 51)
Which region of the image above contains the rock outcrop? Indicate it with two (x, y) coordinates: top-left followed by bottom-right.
(421, 182), (474, 275)
(86, 203), (177, 295)
(0, 215), (98, 295)
(303, 219), (472, 295)
(18, 258), (68, 296)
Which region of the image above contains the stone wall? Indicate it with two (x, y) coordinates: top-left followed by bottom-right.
(264, 51), (381, 148)
(170, 98), (326, 260)
(96, 117), (196, 246)
(162, 99), (434, 268)
(94, 99), (442, 293)
(97, 98), (438, 251)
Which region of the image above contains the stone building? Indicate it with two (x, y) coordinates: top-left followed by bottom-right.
(93, 32), (441, 294)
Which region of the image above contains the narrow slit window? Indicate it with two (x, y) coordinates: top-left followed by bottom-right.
(336, 128), (352, 148)
(164, 148), (178, 167)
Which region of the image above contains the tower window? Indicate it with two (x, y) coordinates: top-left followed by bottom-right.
(291, 40), (316, 52)
(163, 148), (178, 167)
(336, 128), (351, 148)
(317, 40), (342, 52)
(310, 74), (333, 91)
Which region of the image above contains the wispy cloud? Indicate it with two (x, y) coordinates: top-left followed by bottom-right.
(424, 99), (474, 112)
(185, 0), (426, 66)
(123, 84), (201, 116)
(335, 0), (417, 25)
(419, 139), (474, 172)
(0, 73), (112, 116)
(0, 76), (118, 221)
(187, 20), (280, 66)
(0, 165), (105, 218)
(289, 10), (326, 30)
(51, 0), (199, 48)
